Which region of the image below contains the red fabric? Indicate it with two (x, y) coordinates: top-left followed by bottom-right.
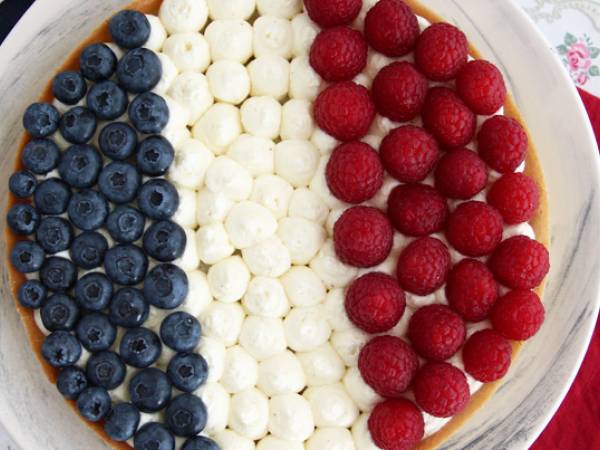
(578, 88), (600, 148)
(530, 88), (600, 450)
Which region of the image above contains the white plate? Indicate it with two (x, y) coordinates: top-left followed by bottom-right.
(0, 0), (598, 449)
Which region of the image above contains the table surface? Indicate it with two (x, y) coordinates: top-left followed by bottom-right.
(0, 0), (595, 449)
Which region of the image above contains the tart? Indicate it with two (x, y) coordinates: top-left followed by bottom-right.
(5, 0), (550, 449)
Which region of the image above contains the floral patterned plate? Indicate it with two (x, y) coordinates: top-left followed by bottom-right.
(520, 0), (600, 93)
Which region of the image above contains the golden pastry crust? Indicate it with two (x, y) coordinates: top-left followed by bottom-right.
(5, 0), (549, 449)
(406, 2), (549, 449)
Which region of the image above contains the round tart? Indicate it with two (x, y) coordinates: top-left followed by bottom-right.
(6, 0), (550, 449)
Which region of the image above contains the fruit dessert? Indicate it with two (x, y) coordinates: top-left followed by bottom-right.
(5, 0), (549, 449)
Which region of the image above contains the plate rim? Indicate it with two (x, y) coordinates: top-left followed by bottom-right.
(0, 0), (598, 449)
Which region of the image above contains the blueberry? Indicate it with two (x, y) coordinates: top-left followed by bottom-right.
(86, 351), (126, 389)
(41, 330), (82, 367)
(67, 190), (109, 231)
(7, 204), (40, 235)
(129, 368), (172, 414)
(9, 170), (37, 198)
(104, 402), (141, 442)
(52, 71), (88, 105)
(136, 135), (174, 176)
(98, 161), (142, 205)
(70, 231), (108, 270)
(41, 293), (80, 331)
(33, 178), (71, 215)
(109, 288), (149, 328)
(104, 244), (148, 286)
(87, 80), (129, 120)
(76, 314), (117, 353)
(143, 220), (186, 262)
(59, 106), (97, 144)
(120, 327), (162, 368)
(58, 144), (102, 188)
(98, 122), (138, 161)
(106, 206), (146, 244)
(11, 240), (45, 273)
(165, 393), (207, 437)
(35, 216), (73, 253)
(117, 48), (162, 94)
(40, 256), (77, 291)
(74, 272), (113, 310)
(57, 366), (88, 399)
(22, 139), (60, 174)
(22, 103), (60, 138)
(134, 422), (175, 450)
(160, 312), (201, 353)
(143, 264), (188, 310)
(17, 279), (47, 309)
(167, 353), (208, 393)
(76, 386), (112, 422)
(109, 10), (151, 49)
(128, 92), (169, 134)
(181, 436), (220, 450)
(137, 179), (179, 220)
(80, 43), (117, 82)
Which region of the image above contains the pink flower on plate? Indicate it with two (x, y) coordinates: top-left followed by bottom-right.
(568, 42), (592, 71)
(575, 71), (589, 86)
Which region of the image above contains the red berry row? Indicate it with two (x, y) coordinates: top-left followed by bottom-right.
(305, 1), (549, 449)
(325, 117), (535, 212)
(342, 231), (548, 329)
(357, 294), (543, 447)
(334, 200), (547, 275)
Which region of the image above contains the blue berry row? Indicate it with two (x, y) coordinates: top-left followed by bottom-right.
(7, 9), (218, 450)
(45, 311), (206, 386)
(12, 244), (188, 299)
(10, 178), (179, 235)
(25, 56), (167, 142)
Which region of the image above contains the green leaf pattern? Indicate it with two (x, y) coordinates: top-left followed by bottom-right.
(565, 33), (577, 46)
(558, 32), (600, 86)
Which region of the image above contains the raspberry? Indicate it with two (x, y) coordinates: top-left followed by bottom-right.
(415, 23), (468, 81)
(368, 399), (424, 450)
(456, 60), (507, 115)
(477, 115), (528, 173)
(422, 87), (476, 148)
(489, 236), (550, 290)
(314, 81), (376, 141)
(413, 362), (470, 417)
(446, 259), (499, 322)
(326, 142), (384, 203)
(434, 148), (488, 199)
(380, 126), (440, 183)
(310, 27), (368, 82)
(408, 304), (466, 361)
(334, 206), (393, 268)
(491, 290), (545, 340)
(396, 237), (451, 295)
(387, 184), (448, 237)
(371, 62), (428, 122)
(358, 335), (418, 397)
(462, 329), (512, 382)
(304, 0), (362, 28)
(446, 201), (503, 257)
(364, 0), (420, 57)
(487, 173), (540, 224)
(346, 272), (406, 334)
